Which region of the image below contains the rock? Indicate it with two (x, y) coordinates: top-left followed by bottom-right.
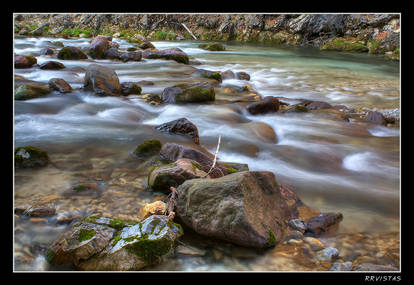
(120, 82), (142, 95)
(220, 162), (249, 173)
(45, 221), (117, 266)
(316, 247), (339, 262)
(176, 245), (206, 256)
(198, 42), (226, 51)
(87, 36), (110, 59)
(133, 139), (162, 157)
(127, 47), (137, 52)
(305, 100), (332, 110)
(148, 159), (207, 192)
(305, 212), (343, 236)
(77, 215), (183, 270)
(364, 111), (387, 125)
(155, 118), (200, 144)
(303, 237), (326, 251)
(103, 48), (121, 59)
(142, 48), (189, 64)
(161, 82), (215, 103)
(283, 104), (309, 113)
(14, 54), (37, 68)
(19, 28), (29, 35)
(57, 46), (88, 60)
(15, 83), (51, 100)
(283, 230), (304, 241)
(288, 218), (307, 233)
(40, 48), (54, 56)
(48, 78), (72, 93)
(174, 171), (295, 248)
(353, 263), (399, 271)
(221, 70), (236, 80)
(15, 146), (49, 168)
(330, 261), (353, 271)
(39, 61), (66, 70)
(141, 93), (163, 105)
(26, 206), (56, 217)
(140, 201), (167, 219)
(83, 64), (121, 96)
(139, 41), (155, 50)
(246, 96), (280, 115)
(192, 69), (222, 82)
(120, 51), (142, 62)
(137, 80), (154, 86)
(109, 41), (120, 49)
(159, 143), (228, 178)
(236, 72), (251, 81)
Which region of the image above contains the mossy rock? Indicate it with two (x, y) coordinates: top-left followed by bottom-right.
(57, 46), (88, 60)
(127, 47), (138, 51)
(15, 83), (51, 100)
(321, 39), (368, 53)
(15, 146), (49, 168)
(133, 139), (162, 158)
(161, 82), (215, 104)
(198, 42), (226, 51)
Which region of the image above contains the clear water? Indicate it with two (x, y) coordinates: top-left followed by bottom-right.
(14, 37), (400, 271)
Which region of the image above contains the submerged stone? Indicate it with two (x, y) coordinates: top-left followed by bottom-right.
(156, 118), (200, 144)
(133, 139), (162, 158)
(161, 82), (215, 103)
(15, 146), (49, 168)
(198, 42), (226, 51)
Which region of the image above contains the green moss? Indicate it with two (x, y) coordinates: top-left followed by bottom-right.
(112, 232), (123, 246)
(15, 146), (49, 167)
(191, 161), (203, 172)
(321, 39), (368, 53)
(176, 87), (215, 102)
(45, 248), (55, 264)
(294, 105), (308, 112)
(134, 139), (162, 157)
(267, 229), (277, 247)
(57, 47), (87, 60)
(153, 31), (176, 41)
(78, 229), (96, 242)
(15, 84), (51, 101)
(108, 218), (127, 230)
(227, 166), (238, 174)
(198, 43), (226, 51)
(29, 23), (38, 32)
(393, 47), (400, 56)
(73, 184), (86, 191)
(147, 163), (176, 188)
(61, 28), (93, 38)
(201, 72), (222, 82)
(127, 47), (137, 51)
(126, 234), (173, 264)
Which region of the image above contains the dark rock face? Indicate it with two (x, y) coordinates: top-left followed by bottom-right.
(305, 212), (343, 236)
(48, 78), (73, 93)
(14, 54), (37, 68)
(120, 51), (142, 62)
(83, 64), (121, 96)
(15, 83), (51, 100)
(291, 14), (346, 38)
(139, 41), (155, 50)
(159, 143), (228, 178)
(156, 118), (200, 144)
(120, 82), (142, 95)
(246, 96), (280, 115)
(161, 82), (215, 103)
(221, 70), (236, 80)
(87, 36), (110, 59)
(174, 171), (295, 248)
(15, 146), (49, 168)
(57, 46), (88, 60)
(40, 48), (54, 55)
(103, 48), (121, 59)
(236, 72), (251, 81)
(305, 100), (332, 110)
(364, 111), (387, 125)
(39, 61), (65, 70)
(142, 48), (189, 64)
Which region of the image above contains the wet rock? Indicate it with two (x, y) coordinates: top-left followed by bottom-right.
(120, 51), (142, 62)
(236, 72), (251, 81)
(159, 143), (228, 178)
(221, 70), (236, 80)
(133, 139), (162, 158)
(142, 48), (189, 64)
(283, 104), (309, 113)
(220, 162), (249, 173)
(161, 82), (215, 103)
(103, 47), (121, 59)
(283, 230), (304, 241)
(305, 212), (343, 236)
(364, 111), (387, 125)
(83, 64), (121, 96)
(303, 237), (326, 251)
(330, 261), (353, 271)
(305, 100), (332, 110)
(137, 80), (154, 86)
(87, 36), (110, 59)
(109, 41), (120, 49)
(40, 48), (54, 56)
(246, 96), (280, 115)
(14, 54), (37, 68)
(141, 93), (163, 105)
(57, 46), (88, 60)
(175, 171), (295, 248)
(48, 78), (72, 93)
(192, 69), (222, 82)
(198, 42), (226, 51)
(15, 146), (49, 168)
(156, 118), (200, 144)
(140, 201), (167, 219)
(176, 245), (206, 256)
(316, 247), (339, 262)
(26, 206), (56, 217)
(120, 82), (142, 95)
(39, 61), (66, 70)
(15, 83), (51, 100)
(77, 215), (183, 271)
(353, 263), (399, 271)
(288, 218), (307, 233)
(139, 41), (155, 50)
(148, 159), (207, 192)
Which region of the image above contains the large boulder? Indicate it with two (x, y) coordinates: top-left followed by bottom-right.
(103, 48), (121, 59)
(87, 36), (110, 59)
(57, 46), (88, 60)
(159, 143), (228, 178)
(246, 96), (280, 115)
(14, 54), (37, 68)
(161, 82), (215, 103)
(155, 118), (200, 144)
(39, 61), (66, 70)
(120, 51), (142, 62)
(147, 159), (207, 193)
(142, 48), (189, 64)
(120, 82), (142, 95)
(83, 64), (121, 96)
(48, 78), (73, 93)
(174, 171), (295, 248)
(15, 146), (49, 168)
(15, 83), (51, 100)
(364, 111), (387, 125)
(221, 70), (236, 80)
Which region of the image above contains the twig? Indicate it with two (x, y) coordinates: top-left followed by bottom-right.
(181, 23), (197, 40)
(203, 135), (221, 178)
(167, 186), (177, 220)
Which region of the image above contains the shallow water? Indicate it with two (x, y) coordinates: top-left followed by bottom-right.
(14, 37), (400, 271)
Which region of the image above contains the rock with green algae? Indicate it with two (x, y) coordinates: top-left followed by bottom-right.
(133, 139), (162, 158)
(321, 39), (369, 52)
(198, 42), (226, 51)
(15, 83), (51, 100)
(57, 46), (88, 60)
(161, 81), (215, 103)
(192, 69), (222, 82)
(14, 54), (37, 68)
(15, 146), (49, 168)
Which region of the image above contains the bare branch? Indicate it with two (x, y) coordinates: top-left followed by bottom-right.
(203, 135), (221, 178)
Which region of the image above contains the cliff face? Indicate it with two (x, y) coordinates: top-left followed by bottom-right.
(14, 14), (400, 57)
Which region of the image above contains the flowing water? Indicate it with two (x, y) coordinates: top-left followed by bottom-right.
(14, 37), (400, 271)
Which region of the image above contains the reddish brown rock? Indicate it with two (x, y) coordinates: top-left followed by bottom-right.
(155, 118), (200, 144)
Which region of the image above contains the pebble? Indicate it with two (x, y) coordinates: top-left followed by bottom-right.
(330, 261), (353, 271)
(287, 239), (303, 246)
(303, 237), (326, 251)
(284, 230), (304, 241)
(316, 247), (339, 262)
(288, 218), (307, 233)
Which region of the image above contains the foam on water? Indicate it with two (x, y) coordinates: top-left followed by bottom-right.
(342, 152), (399, 176)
